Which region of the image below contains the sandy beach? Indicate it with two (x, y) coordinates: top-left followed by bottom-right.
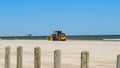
(0, 40), (120, 68)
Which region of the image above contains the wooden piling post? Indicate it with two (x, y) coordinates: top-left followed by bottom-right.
(81, 51), (89, 68)
(5, 46), (11, 68)
(17, 46), (23, 68)
(117, 55), (120, 68)
(54, 49), (61, 68)
(34, 47), (41, 68)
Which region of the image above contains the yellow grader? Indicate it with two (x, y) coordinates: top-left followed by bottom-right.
(48, 30), (66, 41)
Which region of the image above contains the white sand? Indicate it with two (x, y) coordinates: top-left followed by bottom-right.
(0, 40), (120, 68)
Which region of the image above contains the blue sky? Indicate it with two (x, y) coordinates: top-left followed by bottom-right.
(0, 0), (120, 35)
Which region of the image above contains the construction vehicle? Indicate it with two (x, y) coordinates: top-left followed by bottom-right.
(48, 30), (66, 41)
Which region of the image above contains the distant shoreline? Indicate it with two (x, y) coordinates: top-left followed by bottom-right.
(0, 35), (120, 40)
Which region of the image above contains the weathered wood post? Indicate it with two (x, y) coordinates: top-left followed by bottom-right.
(17, 46), (23, 68)
(5, 46), (11, 68)
(117, 55), (120, 68)
(81, 51), (89, 68)
(54, 49), (61, 68)
(34, 47), (41, 68)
